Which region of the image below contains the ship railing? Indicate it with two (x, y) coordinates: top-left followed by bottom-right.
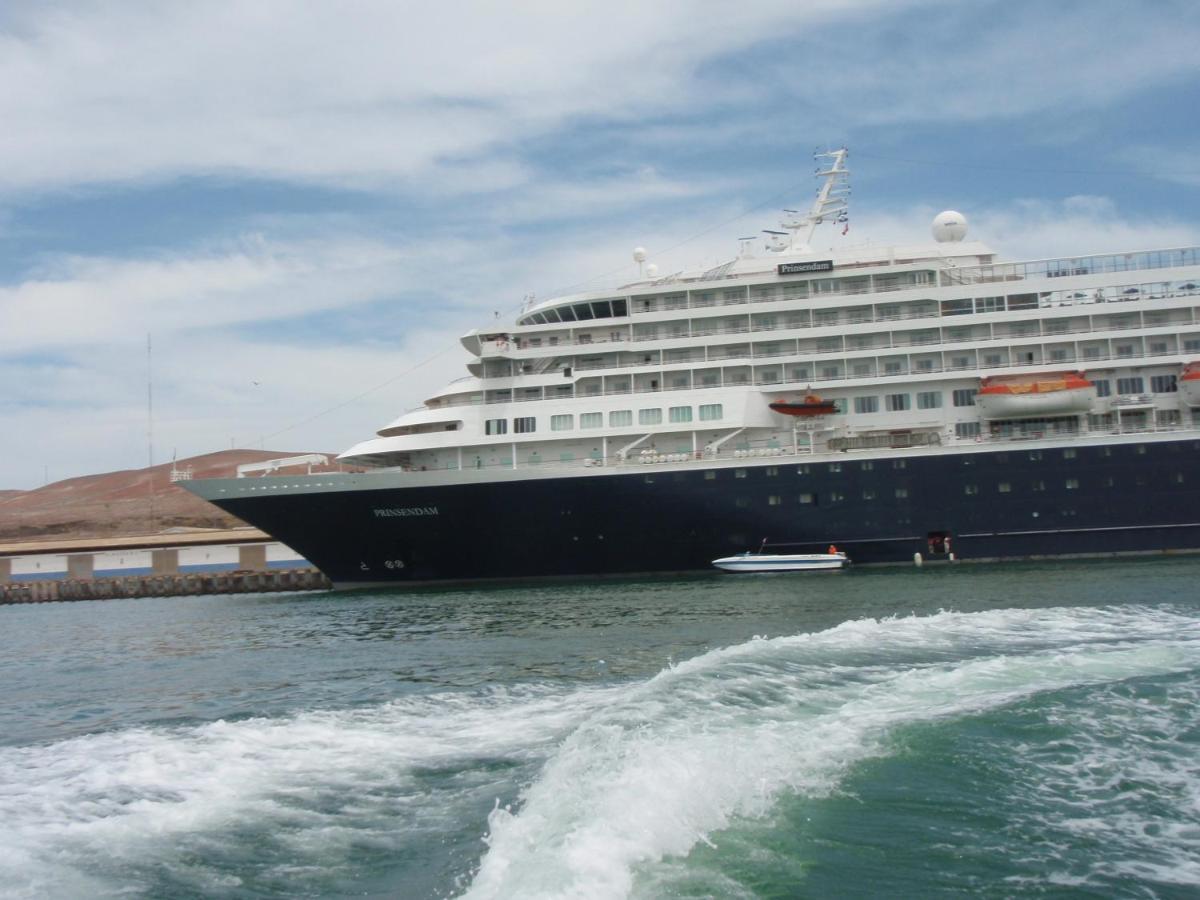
(478, 317), (1194, 381)
(421, 419), (1200, 476)
(490, 285), (1200, 357)
(438, 352), (1194, 411)
(943, 247), (1200, 288)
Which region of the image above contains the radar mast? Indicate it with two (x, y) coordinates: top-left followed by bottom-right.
(769, 147), (849, 254)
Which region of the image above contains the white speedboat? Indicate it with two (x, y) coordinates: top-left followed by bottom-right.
(712, 552), (848, 573)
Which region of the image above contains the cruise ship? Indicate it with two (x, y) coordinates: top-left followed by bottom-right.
(186, 149), (1200, 586)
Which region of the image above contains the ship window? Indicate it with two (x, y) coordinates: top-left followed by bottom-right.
(735, 469), (747, 479)
(768, 495), (782, 506)
(893, 459), (907, 469)
(885, 393), (911, 412)
(609, 410), (633, 427)
(766, 467), (779, 476)
(854, 396), (879, 414)
(573, 303), (595, 320)
(1063, 448), (1076, 459)
(799, 493), (815, 504)
(940, 298), (972, 316)
(669, 406), (693, 423)
(639, 408), (663, 425)
(975, 296), (1005, 314)
(1152, 375), (1178, 393)
(591, 301), (612, 319)
(612, 299), (628, 316)
(1007, 293), (1037, 310)
(699, 404), (723, 421)
(998, 482), (1012, 493)
(704, 470), (717, 480)
(862, 489), (876, 500)
(895, 487), (909, 499)
(1032, 480), (1046, 491)
(1136, 445), (1147, 455)
(829, 492), (844, 503)
(558, 305), (577, 321)
(797, 465), (811, 475)
(1066, 478), (1079, 490)
(1175, 472), (1185, 484)
(1093, 380), (1111, 397)
(551, 414), (573, 431)
(485, 418), (508, 436)
(580, 413), (602, 429)
(953, 389), (978, 407)
(735, 497), (750, 508)
(955, 422), (981, 439)
(828, 462), (842, 473)
(861, 461), (874, 471)
(1117, 377), (1145, 394)
(917, 391), (943, 409)
(1029, 450), (1042, 460)
(965, 484), (979, 495)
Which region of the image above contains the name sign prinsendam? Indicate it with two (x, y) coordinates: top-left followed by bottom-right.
(777, 260), (833, 275)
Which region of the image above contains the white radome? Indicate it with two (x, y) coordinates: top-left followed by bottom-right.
(932, 210), (968, 242)
(633, 247), (648, 263)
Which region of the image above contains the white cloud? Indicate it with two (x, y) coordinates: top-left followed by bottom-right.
(0, 0), (880, 195)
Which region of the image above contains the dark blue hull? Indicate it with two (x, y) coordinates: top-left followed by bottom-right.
(203, 437), (1200, 586)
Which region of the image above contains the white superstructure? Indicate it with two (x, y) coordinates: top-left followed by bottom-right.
(341, 150), (1200, 473)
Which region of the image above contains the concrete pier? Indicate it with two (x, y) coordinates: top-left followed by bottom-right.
(0, 568), (332, 604)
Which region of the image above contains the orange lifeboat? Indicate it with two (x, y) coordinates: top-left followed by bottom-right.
(975, 372), (1096, 419)
(769, 392), (838, 417)
(1181, 362), (1200, 407)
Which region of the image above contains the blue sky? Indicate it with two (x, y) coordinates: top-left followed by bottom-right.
(2, 0), (1200, 488)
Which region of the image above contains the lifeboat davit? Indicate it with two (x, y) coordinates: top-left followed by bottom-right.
(975, 372), (1096, 419)
(769, 393), (838, 417)
(1181, 362), (1200, 407)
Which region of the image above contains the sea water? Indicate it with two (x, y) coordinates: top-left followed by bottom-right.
(1, 558), (1198, 899)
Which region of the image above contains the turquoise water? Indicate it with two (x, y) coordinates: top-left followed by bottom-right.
(2, 559), (1198, 898)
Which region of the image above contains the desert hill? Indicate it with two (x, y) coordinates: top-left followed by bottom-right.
(0, 450), (348, 542)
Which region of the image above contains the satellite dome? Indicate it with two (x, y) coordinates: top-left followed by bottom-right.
(633, 247), (647, 263)
(932, 210), (968, 242)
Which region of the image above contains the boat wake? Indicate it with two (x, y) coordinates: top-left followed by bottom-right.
(463, 604), (1200, 899)
(1, 604), (1197, 898)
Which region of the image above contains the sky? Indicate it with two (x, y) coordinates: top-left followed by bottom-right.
(2, 0), (1200, 489)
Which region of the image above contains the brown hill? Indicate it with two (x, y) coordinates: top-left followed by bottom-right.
(0, 450), (350, 542)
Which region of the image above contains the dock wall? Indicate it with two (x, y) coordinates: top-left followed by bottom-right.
(0, 568), (332, 604)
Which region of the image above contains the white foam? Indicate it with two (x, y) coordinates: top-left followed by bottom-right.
(0, 683), (618, 898)
(463, 605), (1200, 900)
